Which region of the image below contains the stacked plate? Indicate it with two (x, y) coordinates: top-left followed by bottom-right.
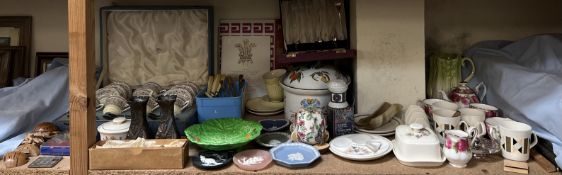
(354, 115), (403, 136)
(246, 95), (284, 116)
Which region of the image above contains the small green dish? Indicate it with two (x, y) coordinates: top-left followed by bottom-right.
(184, 118), (262, 150)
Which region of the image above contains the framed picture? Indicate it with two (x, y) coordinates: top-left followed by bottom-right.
(100, 6), (214, 87)
(219, 19), (282, 98)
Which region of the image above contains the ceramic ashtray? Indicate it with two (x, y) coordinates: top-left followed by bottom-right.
(191, 150), (234, 170)
(256, 132), (290, 148)
(259, 119), (290, 132)
(270, 143), (320, 168)
(233, 149), (273, 171)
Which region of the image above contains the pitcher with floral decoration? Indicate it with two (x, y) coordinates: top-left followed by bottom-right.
(443, 130), (473, 168)
(290, 98), (328, 145)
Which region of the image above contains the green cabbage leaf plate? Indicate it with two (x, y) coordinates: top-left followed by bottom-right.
(184, 118), (262, 150)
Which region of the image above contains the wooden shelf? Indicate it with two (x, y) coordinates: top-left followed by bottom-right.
(276, 49), (356, 65)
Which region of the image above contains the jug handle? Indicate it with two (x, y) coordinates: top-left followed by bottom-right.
(530, 132), (538, 148)
(462, 57), (475, 82)
(475, 82), (487, 102)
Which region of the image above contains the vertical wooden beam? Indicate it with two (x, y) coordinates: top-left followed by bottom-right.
(68, 0), (95, 174)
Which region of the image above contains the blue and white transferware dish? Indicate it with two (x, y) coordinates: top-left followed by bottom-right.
(259, 119), (290, 132)
(269, 142), (320, 168)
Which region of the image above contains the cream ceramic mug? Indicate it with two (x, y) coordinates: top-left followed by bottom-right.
(432, 109), (461, 142)
(459, 108), (486, 137)
(497, 120), (538, 161)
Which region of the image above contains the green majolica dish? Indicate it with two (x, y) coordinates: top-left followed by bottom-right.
(184, 118), (262, 150)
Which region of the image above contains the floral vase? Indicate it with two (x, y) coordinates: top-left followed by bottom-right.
(155, 95), (180, 139)
(291, 98), (328, 145)
(127, 96), (150, 139)
(443, 130), (472, 168)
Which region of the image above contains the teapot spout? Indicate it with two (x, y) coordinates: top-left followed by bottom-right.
(439, 90), (451, 101)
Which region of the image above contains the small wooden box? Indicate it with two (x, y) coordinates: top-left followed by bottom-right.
(89, 139), (189, 170)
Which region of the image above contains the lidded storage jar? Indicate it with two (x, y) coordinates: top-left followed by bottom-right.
(280, 65), (349, 120)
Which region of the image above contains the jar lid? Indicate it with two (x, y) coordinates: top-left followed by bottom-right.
(282, 66), (349, 90)
(97, 117), (131, 134)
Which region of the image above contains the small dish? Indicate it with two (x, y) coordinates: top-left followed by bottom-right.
(233, 149), (273, 171)
(192, 150), (234, 170)
(270, 143), (320, 168)
(256, 132), (291, 148)
(259, 119), (290, 132)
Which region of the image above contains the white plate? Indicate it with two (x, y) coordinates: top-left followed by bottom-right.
(392, 140), (446, 167)
(247, 109), (284, 116)
(329, 134), (393, 161)
(354, 117), (402, 134)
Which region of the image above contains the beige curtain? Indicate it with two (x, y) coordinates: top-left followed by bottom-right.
(105, 9), (209, 87)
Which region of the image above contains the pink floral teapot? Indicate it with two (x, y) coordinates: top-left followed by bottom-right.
(439, 82), (486, 108)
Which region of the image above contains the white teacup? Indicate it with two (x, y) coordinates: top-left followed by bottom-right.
(497, 120), (538, 161)
(432, 109), (461, 142)
(459, 108), (486, 137)
(433, 101), (460, 111)
(470, 103), (500, 118)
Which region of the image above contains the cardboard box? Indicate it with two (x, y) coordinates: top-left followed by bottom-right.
(89, 139), (189, 170)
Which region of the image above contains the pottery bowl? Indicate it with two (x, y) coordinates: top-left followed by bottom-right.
(256, 132), (291, 148)
(259, 119), (290, 132)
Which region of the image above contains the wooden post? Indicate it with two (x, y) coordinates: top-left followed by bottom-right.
(68, 0), (95, 174)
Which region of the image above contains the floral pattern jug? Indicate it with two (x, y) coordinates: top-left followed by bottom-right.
(291, 98), (328, 145)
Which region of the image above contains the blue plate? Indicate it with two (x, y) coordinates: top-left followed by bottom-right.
(259, 119), (290, 132)
(270, 143), (320, 168)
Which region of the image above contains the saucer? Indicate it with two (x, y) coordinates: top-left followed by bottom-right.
(246, 95), (284, 112)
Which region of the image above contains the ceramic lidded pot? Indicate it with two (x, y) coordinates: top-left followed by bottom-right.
(290, 98), (328, 145)
(281, 65), (349, 120)
(440, 82), (486, 108)
(97, 117), (131, 141)
(443, 130), (472, 168)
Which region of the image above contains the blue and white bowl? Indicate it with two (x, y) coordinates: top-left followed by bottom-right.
(269, 142), (320, 168)
(259, 119), (290, 132)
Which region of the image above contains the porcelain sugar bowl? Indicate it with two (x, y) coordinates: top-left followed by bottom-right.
(290, 98), (329, 145)
(281, 65), (349, 120)
(97, 117), (131, 141)
(443, 130), (473, 168)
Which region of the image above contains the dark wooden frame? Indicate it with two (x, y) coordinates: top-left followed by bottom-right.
(0, 16), (32, 77)
(35, 52), (69, 76)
